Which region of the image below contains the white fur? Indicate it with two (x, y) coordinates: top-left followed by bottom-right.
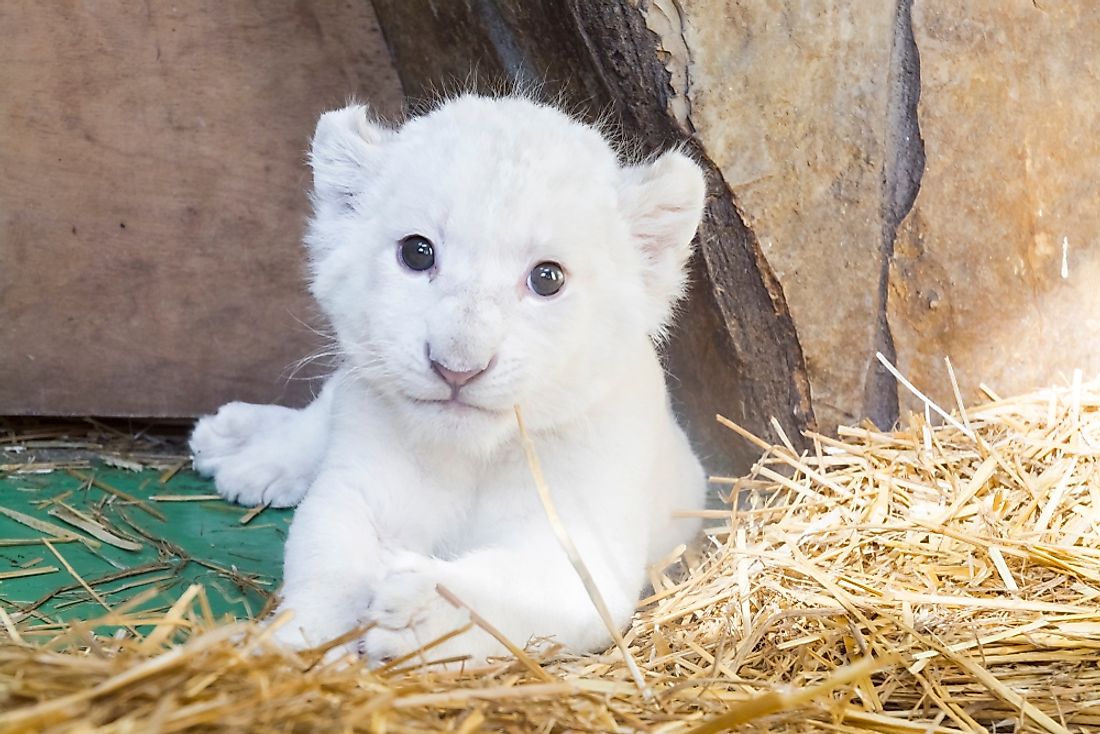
(190, 95), (708, 664)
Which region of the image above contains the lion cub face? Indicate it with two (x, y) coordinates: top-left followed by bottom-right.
(304, 95), (705, 450)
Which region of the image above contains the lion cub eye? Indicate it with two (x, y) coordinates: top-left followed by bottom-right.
(399, 235), (435, 272)
(528, 261), (566, 297)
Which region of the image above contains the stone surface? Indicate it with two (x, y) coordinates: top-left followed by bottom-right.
(675, 0), (899, 432)
(890, 2), (1100, 411)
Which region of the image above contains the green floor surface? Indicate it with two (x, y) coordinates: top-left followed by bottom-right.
(0, 465), (290, 625)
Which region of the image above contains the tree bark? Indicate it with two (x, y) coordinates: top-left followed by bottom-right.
(370, 0), (814, 474)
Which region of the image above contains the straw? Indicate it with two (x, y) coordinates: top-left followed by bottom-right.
(4, 378), (1100, 731)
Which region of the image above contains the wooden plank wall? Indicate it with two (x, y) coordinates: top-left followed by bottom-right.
(0, 1), (403, 416)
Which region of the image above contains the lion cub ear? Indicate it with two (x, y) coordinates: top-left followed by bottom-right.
(618, 150), (707, 338)
(309, 104), (394, 209)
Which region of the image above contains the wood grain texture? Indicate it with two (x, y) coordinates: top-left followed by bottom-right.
(0, 0), (403, 416)
(371, 0), (814, 473)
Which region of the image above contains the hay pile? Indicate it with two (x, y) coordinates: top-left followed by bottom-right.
(4, 380), (1100, 733)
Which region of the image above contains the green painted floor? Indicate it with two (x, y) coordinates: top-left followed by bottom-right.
(0, 464), (290, 625)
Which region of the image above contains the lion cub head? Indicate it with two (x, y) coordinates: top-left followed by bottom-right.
(305, 95), (705, 449)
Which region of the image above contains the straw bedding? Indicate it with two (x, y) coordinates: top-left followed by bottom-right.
(3, 379), (1100, 733)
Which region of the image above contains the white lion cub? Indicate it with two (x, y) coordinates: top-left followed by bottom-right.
(190, 95), (707, 663)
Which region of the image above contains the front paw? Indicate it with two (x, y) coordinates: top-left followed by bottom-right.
(358, 553), (468, 665)
(190, 402), (315, 508)
(368, 552), (443, 628)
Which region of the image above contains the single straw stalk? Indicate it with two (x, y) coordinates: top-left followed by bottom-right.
(513, 404), (652, 699)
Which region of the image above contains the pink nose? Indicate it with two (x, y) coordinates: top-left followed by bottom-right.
(431, 360), (487, 388)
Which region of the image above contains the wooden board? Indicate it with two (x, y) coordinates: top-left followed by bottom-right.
(0, 0), (403, 416)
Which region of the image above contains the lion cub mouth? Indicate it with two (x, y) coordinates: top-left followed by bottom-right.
(407, 395), (503, 416)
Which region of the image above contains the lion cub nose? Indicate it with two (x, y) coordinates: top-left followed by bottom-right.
(430, 360), (489, 389)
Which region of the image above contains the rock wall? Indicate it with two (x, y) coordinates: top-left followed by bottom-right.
(890, 2), (1100, 413)
(672, 0), (901, 432)
(650, 0), (1099, 428)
